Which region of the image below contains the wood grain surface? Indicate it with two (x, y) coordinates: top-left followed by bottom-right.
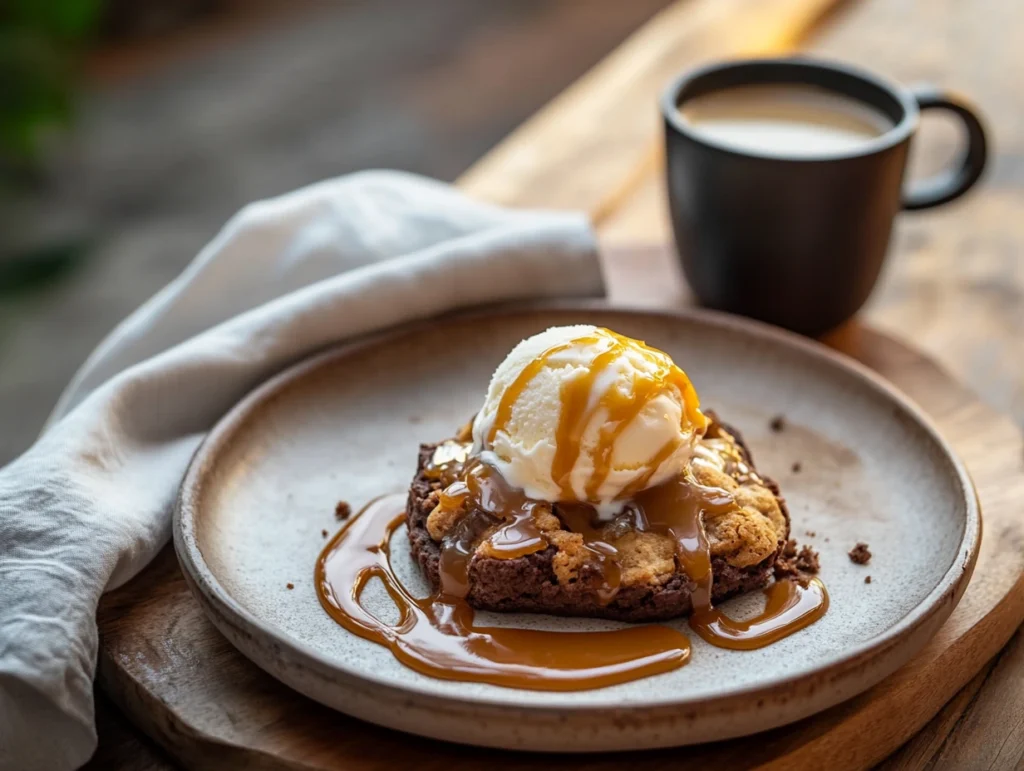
(92, 0), (1024, 768)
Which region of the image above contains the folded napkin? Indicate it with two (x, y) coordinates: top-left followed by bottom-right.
(0, 171), (602, 771)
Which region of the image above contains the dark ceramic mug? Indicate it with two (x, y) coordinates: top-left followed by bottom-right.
(662, 57), (988, 336)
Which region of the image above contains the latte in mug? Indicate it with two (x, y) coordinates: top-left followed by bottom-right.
(679, 84), (893, 157)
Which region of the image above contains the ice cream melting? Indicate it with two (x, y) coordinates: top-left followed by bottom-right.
(472, 325), (708, 518)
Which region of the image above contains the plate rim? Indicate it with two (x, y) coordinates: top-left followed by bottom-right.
(174, 301), (981, 717)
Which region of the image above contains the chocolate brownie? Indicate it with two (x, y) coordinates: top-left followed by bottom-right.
(406, 417), (790, 622)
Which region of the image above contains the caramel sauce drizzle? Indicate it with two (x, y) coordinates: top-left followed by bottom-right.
(314, 329), (828, 690)
(438, 457), (548, 568)
(691, 577), (829, 650)
(630, 470), (734, 610)
(440, 455), (623, 602)
(487, 328), (707, 502)
(315, 495), (691, 691)
(315, 443), (828, 691)
(552, 502), (624, 605)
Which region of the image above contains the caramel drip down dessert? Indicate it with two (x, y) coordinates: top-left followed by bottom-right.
(316, 325), (826, 691)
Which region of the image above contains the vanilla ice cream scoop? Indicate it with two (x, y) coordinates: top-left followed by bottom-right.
(472, 325), (708, 517)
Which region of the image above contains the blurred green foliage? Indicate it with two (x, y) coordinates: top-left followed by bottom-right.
(0, 237), (89, 294)
(0, 0), (103, 175)
(0, 1), (102, 302)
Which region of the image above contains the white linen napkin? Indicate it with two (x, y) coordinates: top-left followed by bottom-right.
(0, 170), (602, 771)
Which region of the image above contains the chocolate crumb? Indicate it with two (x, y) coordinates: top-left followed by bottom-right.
(792, 462), (802, 473)
(824, 537), (830, 543)
(774, 539), (820, 584)
(334, 501), (352, 520)
(849, 542), (872, 565)
(865, 575), (872, 584)
(805, 530), (816, 537)
(769, 415), (786, 433)
(286, 583), (294, 590)
(797, 545), (820, 573)
(321, 529), (329, 538)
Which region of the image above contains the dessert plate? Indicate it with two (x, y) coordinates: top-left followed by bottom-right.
(174, 304), (979, 752)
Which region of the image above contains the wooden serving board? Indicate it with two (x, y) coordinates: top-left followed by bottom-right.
(95, 258), (1024, 771)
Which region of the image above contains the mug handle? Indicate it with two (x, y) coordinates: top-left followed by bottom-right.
(902, 85), (988, 210)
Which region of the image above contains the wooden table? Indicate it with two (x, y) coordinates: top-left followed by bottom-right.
(87, 0), (1024, 767)
(465, 0), (1024, 765)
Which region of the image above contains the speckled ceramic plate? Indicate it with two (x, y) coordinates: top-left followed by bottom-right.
(174, 304), (979, 752)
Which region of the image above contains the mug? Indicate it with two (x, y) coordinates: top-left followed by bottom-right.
(661, 57), (988, 336)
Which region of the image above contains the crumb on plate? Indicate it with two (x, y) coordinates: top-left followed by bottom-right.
(774, 539), (820, 584)
(849, 542), (872, 565)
